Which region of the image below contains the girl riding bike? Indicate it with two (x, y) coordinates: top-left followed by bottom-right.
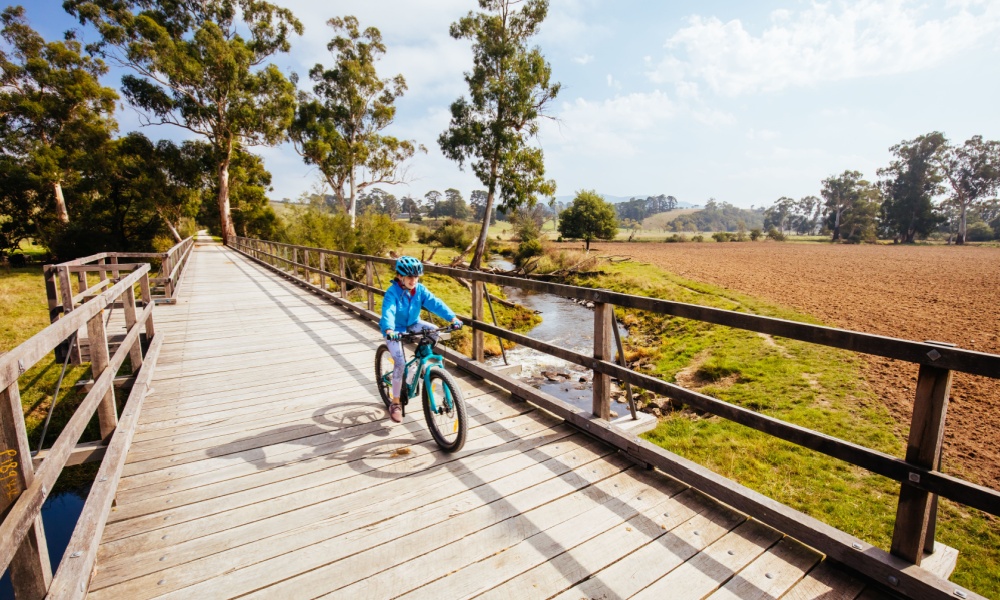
(380, 256), (462, 423)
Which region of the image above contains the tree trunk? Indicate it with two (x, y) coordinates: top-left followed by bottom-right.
(348, 169), (357, 229)
(163, 216), (183, 244)
(53, 182), (69, 223)
(956, 203), (968, 245)
(217, 153), (236, 246)
(832, 208), (842, 241)
(470, 158), (500, 270)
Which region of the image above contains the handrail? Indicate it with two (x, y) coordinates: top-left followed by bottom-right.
(231, 235), (996, 600)
(1, 263), (159, 599)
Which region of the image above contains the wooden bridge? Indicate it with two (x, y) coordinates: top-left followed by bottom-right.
(2, 238), (997, 599)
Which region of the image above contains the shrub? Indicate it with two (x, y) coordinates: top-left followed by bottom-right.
(766, 227), (786, 241)
(415, 226), (434, 244)
(966, 221), (996, 242)
(750, 228), (762, 241)
(691, 234), (704, 242)
(664, 234), (687, 243)
(711, 232), (731, 242)
(514, 238), (544, 266)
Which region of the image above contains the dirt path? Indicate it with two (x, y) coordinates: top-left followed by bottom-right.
(574, 241), (1000, 488)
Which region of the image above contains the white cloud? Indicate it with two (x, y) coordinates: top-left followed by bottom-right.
(573, 54), (594, 65)
(746, 128), (780, 141)
(648, 0), (1000, 96)
(541, 91), (678, 158)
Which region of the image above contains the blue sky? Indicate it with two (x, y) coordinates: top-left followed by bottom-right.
(10, 0), (1000, 208)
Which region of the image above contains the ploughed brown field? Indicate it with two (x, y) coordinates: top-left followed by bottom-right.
(576, 241), (1000, 489)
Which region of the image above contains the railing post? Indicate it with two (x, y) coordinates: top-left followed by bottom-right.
(320, 253), (327, 292)
(890, 341), (954, 565)
(76, 269), (87, 296)
(365, 260), (374, 311)
(162, 252), (174, 299)
(98, 258), (108, 285)
(338, 255), (347, 299)
(122, 282), (143, 372)
(58, 266), (81, 365)
(292, 248), (299, 281)
(139, 272), (156, 341)
(303, 250), (311, 285)
(593, 301), (613, 420)
(109, 255), (120, 280)
(86, 309), (118, 443)
(44, 266), (59, 325)
(2, 381), (53, 599)
(472, 281), (484, 362)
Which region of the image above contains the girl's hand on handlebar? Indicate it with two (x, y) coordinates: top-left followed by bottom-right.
(385, 330), (400, 340)
(451, 318), (463, 330)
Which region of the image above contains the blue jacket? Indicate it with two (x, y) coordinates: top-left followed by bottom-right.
(380, 279), (455, 335)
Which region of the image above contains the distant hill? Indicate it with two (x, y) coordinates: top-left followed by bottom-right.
(554, 193), (699, 209)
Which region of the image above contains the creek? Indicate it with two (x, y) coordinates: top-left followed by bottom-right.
(486, 258), (629, 415)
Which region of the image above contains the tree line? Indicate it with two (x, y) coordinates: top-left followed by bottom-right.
(2, 0), (560, 270)
(763, 133), (1000, 244)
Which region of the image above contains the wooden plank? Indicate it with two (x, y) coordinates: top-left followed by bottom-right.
(630, 519), (783, 599)
(782, 561), (866, 600)
(46, 334), (163, 599)
(92, 434), (618, 598)
(706, 536), (822, 599)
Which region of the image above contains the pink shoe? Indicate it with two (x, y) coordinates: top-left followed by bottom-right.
(388, 403), (403, 423)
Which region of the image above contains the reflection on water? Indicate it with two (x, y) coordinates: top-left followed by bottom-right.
(0, 485), (90, 598)
(487, 258), (625, 414)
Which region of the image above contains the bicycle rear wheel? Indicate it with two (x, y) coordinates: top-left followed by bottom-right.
(374, 344), (394, 410)
(422, 368), (467, 452)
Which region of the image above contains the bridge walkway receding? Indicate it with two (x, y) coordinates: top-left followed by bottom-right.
(89, 242), (878, 599)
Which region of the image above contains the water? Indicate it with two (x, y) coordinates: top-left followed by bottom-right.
(0, 485), (90, 599)
(486, 258), (626, 414)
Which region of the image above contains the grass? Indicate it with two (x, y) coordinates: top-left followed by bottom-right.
(556, 257), (999, 597)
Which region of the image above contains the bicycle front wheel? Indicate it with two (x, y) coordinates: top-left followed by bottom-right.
(374, 344), (394, 410)
(422, 368), (467, 452)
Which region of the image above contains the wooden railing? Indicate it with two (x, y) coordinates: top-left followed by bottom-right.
(232, 236), (998, 600)
(44, 236), (193, 322)
(0, 263), (162, 600)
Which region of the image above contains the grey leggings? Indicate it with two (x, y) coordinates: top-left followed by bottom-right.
(386, 320), (438, 400)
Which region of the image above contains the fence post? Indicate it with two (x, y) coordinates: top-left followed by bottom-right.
(44, 267), (59, 325)
(87, 309), (118, 442)
(58, 266), (81, 365)
(109, 255), (120, 280)
(890, 341), (954, 565)
(162, 252), (174, 299)
(98, 257), (108, 285)
(292, 248), (299, 281)
(122, 282), (144, 372)
(76, 269), (87, 296)
(303, 250), (311, 285)
(338, 255), (347, 299)
(472, 281), (484, 362)
(139, 271), (156, 341)
(320, 253), (327, 292)
(592, 302), (613, 420)
(365, 260), (375, 311)
(2, 381), (53, 599)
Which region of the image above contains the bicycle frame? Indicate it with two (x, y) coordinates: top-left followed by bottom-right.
(384, 331), (456, 414)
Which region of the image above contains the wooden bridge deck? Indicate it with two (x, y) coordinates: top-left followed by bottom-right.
(90, 242), (881, 599)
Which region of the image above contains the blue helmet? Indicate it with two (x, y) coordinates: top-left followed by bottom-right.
(395, 256), (423, 277)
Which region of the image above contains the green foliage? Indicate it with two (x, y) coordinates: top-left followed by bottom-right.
(766, 227), (786, 241)
(820, 170), (880, 242)
(935, 135), (1000, 245)
(426, 218), (478, 250)
(281, 200), (408, 257)
(615, 195), (679, 222)
(664, 234), (687, 243)
(668, 199), (764, 233)
(965, 220), (995, 242)
(514, 238), (543, 266)
(711, 232), (731, 242)
(289, 16), (420, 226)
(749, 227), (762, 241)
(0, 6), (118, 230)
(557, 189), (618, 250)
(198, 148), (279, 241)
(877, 132), (947, 243)
(438, 0), (560, 268)
(66, 0), (302, 243)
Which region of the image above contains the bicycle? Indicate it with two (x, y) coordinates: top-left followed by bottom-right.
(374, 326), (468, 452)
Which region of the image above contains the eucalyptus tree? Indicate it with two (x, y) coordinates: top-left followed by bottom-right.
(821, 171), (879, 241)
(877, 132), (947, 243)
(0, 5), (118, 223)
(934, 135), (1000, 244)
(438, 0), (561, 269)
(64, 0), (302, 244)
(290, 16), (421, 228)
(558, 190), (618, 250)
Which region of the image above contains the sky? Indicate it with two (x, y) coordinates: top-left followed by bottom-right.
(10, 0), (1000, 208)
